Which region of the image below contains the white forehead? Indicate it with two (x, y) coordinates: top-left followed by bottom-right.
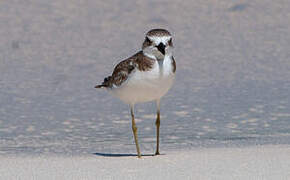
(148, 36), (171, 45)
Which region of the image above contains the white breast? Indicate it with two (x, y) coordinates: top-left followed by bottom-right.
(110, 55), (175, 104)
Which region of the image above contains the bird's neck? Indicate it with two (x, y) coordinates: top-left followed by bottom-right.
(142, 51), (172, 61)
(142, 51), (157, 60)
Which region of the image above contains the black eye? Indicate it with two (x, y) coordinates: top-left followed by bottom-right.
(145, 37), (151, 43)
(168, 38), (172, 46)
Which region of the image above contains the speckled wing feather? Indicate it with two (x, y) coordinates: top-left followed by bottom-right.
(95, 51), (155, 88)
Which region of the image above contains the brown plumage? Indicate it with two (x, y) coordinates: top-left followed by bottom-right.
(95, 51), (155, 88)
(146, 29), (171, 37)
(172, 57), (176, 73)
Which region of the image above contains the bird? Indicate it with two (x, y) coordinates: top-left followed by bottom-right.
(95, 29), (176, 158)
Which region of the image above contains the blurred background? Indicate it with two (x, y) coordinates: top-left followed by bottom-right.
(0, 0), (290, 155)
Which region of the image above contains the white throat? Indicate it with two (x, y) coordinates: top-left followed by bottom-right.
(143, 47), (173, 61)
(143, 51), (157, 60)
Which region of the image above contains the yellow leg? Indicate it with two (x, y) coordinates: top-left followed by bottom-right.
(155, 100), (161, 155)
(130, 105), (141, 158)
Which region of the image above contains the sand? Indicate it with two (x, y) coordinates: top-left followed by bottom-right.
(1, 145), (289, 180)
(1, 0), (290, 179)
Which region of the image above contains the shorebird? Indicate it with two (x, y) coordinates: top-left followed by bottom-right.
(95, 29), (176, 158)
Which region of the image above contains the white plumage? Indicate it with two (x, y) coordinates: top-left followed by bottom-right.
(110, 55), (175, 104)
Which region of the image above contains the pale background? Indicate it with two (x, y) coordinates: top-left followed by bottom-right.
(1, 0), (290, 155)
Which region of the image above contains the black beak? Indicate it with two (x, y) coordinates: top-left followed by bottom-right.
(156, 43), (166, 55)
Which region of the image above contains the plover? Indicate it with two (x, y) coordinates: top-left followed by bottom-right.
(95, 29), (176, 158)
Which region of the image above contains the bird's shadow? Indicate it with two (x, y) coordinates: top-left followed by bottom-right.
(93, 152), (165, 157)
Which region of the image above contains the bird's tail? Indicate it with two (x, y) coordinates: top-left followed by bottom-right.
(95, 84), (106, 88)
(95, 76), (112, 89)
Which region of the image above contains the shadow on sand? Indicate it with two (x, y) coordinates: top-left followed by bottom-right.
(93, 152), (165, 157)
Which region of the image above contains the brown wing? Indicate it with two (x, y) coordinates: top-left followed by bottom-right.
(172, 56), (176, 73)
(95, 51), (154, 88)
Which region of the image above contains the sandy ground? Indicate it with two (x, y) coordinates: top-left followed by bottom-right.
(1, 0), (290, 155)
(0, 145), (289, 180)
(1, 0), (290, 179)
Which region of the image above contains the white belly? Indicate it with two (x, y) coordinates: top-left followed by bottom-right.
(109, 58), (175, 104)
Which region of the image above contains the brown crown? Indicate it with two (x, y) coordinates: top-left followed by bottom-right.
(146, 29), (171, 37)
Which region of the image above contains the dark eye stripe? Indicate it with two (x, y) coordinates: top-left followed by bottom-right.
(168, 38), (173, 46)
(146, 37), (151, 43)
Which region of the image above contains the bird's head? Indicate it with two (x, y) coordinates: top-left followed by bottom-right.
(142, 29), (173, 60)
